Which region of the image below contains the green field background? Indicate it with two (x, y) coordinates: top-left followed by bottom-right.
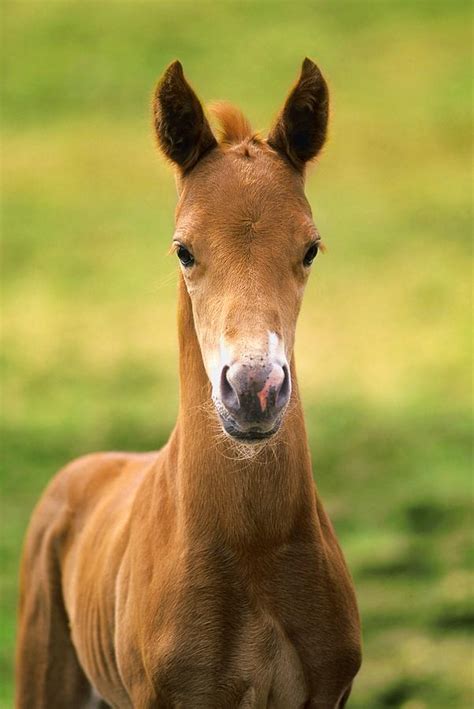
(1, 1), (472, 707)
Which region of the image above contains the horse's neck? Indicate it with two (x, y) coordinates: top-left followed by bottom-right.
(163, 277), (319, 550)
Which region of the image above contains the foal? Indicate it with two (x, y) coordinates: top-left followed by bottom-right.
(16, 59), (361, 708)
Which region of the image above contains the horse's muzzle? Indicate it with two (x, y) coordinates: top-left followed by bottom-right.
(215, 361), (291, 442)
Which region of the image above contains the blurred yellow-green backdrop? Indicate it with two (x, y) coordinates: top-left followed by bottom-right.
(1, 1), (472, 707)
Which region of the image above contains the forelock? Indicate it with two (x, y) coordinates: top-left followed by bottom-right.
(209, 102), (258, 146)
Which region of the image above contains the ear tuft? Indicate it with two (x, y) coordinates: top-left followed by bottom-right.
(267, 58), (329, 171)
(153, 61), (217, 173)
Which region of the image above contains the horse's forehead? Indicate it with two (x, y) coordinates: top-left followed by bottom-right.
(178, 148), (310, 228)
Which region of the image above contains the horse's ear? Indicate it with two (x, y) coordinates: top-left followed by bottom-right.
(267, 58), (329, 171)
(153, 61), (217, 173)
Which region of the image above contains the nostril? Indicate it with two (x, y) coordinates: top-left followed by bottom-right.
(276, 364), (291, 408)
(220, 365), (239, 411)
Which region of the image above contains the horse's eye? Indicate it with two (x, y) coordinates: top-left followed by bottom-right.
(303, 243), (319, 267)
(177, 245), (194, 268)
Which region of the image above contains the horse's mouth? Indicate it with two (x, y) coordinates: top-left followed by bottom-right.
(214, 399), (283, 443)
(222, 419), (282, 442)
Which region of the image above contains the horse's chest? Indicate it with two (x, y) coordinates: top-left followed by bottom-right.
(215, 614), (308, 708)
(112, 542), (359, 707)
(125, 610), (308, 708)
(254, 624), (308, 707)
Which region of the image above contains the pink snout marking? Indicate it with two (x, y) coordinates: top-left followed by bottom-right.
(257, 370), (282, 412)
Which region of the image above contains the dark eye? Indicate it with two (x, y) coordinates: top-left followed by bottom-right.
(177, 245), (194, 268)
(303, 242), (319, 267)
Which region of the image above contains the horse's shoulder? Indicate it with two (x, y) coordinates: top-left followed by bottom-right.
(60, 450), (157, 498)
(25, 451), (159, 547)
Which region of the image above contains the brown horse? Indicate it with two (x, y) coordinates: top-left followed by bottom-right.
(16, 59), (361, 708)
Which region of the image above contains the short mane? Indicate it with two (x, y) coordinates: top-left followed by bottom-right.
(209, 102), (254, 145)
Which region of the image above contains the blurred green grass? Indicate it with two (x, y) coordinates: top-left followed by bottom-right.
(1, 1), (472, 707)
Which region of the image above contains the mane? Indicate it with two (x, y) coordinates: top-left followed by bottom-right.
(209, 102), (256, 146)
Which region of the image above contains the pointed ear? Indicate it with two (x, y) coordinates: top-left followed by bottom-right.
(153, 61), (217, 173)
(267, 58), (329, 171)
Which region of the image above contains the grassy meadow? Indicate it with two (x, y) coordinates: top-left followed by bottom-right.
(1, 1), (472, 707)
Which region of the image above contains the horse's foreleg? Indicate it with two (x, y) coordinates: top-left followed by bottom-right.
(303, 682), (354, 709)
(16, 528), (93, 708)
(338, 683), (353, 708)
